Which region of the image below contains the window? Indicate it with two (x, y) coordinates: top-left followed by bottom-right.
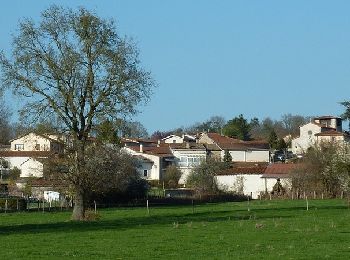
(143, 170), (148, 177)
(35, 144), (40, 150)
(14, 144), (24, 151)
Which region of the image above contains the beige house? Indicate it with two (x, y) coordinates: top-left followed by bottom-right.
(10, 132), (64, 153)
(291, 116), (349, 154)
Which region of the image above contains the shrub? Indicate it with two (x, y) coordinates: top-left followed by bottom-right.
(0, 197), (26, 210)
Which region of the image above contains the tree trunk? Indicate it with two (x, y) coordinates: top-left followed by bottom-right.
(72, 187), (85, 221)
(71, 139), (87, 221)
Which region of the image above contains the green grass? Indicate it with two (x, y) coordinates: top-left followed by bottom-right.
(1, 199), (350, 259)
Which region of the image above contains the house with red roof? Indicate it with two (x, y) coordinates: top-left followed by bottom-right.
(198, 132), (270, 162)
(291, 116), (349, 154)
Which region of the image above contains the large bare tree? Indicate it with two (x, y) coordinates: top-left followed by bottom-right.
(0, 6), (154, 220)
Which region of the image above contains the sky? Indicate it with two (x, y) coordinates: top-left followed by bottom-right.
(1, 0), (350, 133)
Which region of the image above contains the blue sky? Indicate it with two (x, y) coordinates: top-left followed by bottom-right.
(1, 0), (350, 133)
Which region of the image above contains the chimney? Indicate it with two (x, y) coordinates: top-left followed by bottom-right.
(140, 144), (143, 153)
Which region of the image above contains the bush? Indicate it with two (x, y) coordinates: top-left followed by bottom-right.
(0, 197), (26, 210)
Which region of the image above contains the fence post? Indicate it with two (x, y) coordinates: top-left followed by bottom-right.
(146, 199), (150, 215)
(313, 191), (316, 199)
(94, 200), (97, 214)
(17, 199), (19, 211)
(306, 196), (309, 211)
(5, 199), (8, 213)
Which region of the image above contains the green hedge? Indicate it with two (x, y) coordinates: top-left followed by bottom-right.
(0, 198), (27, 211)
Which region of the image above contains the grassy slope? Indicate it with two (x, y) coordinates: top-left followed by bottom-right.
(1, 199), (350, 259)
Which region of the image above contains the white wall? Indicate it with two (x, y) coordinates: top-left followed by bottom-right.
(221, 150), (269, 162)
(3, 156), (44, 177)
(122, 147), (162, 180)
(216, 175), (291, 199)
(171, 149), (207, 184)
(163, 135), (184, 144)
(292, 123), (321, 154)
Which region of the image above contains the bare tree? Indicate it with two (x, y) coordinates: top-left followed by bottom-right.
(0, 6), (154, 220)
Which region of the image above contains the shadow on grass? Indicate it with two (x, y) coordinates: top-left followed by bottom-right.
(0, 208), (293, 236)
(1, 201), (346, 236)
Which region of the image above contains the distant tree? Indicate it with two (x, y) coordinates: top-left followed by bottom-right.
(163, 165), (182, 188)
(186, 159), (224, 195)
(340, 101), (350, 131)
(95, 120), (120, 145)
(281, 114), (308, 136)
(116, 120), (148, 139)
(223, 114), (251, 140)
(150, 130), (172, 140)
(187, 115), (226, 133)
(276, 138), (288, 150)
(223, 150), (232, 167)
(0, 100), (13, 144)
(268, 130), (278, 149)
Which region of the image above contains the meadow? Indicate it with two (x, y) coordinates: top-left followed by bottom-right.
(1, 199), (350, 259)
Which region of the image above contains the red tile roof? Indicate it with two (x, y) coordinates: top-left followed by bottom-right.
(217, 162), (268, 175)
(0, 151), (53, 157)
(262, 163), (298, 178)
(206, 133), (269, 150)
(169, 143), (206, 150)
(127, 145), (173, 157)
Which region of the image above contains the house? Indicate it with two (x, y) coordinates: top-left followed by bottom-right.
(169, 142), (207, 183)
(0, 151), (50, 178)
(291, 116), (349, 154)
(161, 134), (196, 144)
(122, 141), (174, 181)
(10, 132), (64, 153)
(198, 132), (270, 162)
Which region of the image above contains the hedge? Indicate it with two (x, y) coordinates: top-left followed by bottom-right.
(0, 197), (27, 211)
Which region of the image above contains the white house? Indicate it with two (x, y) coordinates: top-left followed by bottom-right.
(199, 132), (270, 162)
(0, 151), (49, 178)
(291, 116), (348, 154)
(122, 143), (174, 181)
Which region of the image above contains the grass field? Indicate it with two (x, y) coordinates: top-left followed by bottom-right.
(1, 199), (350, 259)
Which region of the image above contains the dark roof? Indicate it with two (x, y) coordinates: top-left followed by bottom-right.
(315, 131), (349, 137)
(314, 115), (341, 120)
(127, 145), (173, 157)
(203, 143), (222, 151)
(169, 143), (206, 150)
(217, 162), (268, 175)
(205, 133), (269, 150)
(0, 151), (53, 157)
(262, 163), (298, 178)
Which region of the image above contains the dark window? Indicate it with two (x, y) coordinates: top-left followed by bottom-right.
(143, 170), (148, 177)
